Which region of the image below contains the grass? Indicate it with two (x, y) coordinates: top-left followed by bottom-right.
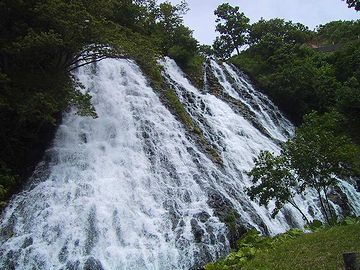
(242, 224), (360, 270)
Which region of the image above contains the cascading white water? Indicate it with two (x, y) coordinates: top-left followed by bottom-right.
(0, 57), (359, 269)
(210, 60), (292, 142)
(160, 57), (323, 231)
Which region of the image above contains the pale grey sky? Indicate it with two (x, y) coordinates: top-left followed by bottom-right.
(166, 0), (359, 45)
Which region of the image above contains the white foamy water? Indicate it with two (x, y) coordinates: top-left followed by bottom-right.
(0, 58), (359, 269)
(160, 57), (322, 232)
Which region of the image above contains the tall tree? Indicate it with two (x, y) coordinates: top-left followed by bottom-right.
(247, 111), (360, 223)
(247, 151), (309, 222)
(213, 3), (249, 56)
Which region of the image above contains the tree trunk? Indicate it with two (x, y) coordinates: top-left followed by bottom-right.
(317, 188), (330, 224)
(289, 199), (310, 224)
(323, 186), (335, 222)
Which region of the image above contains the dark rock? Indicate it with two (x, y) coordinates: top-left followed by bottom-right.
(21, 237), (33, 249)
(355, 177), (360, 192)
(190, 219), (205, 243)
(2, 250), (18, 270)
(83, 257), (104, 270)
(79, 133), (87, 143)
(85, 207), (99, 255)
(64, 260), (80, 270)
(58, 244), (68, 263)
(194, 211), (210, 223)
(207, 190), (248, 249)
(329, 186), (352, 217)
(282, 207), (302, 228)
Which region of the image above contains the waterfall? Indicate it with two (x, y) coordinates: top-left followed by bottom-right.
(0, 58), (359, 269)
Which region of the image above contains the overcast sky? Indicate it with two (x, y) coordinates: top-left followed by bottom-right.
(165, 0), (359, 45)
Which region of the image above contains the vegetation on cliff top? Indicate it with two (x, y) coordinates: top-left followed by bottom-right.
(212, 4), (360, 145)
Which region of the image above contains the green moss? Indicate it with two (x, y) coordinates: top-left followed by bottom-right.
(163, 89), (223, 165)
(165, 89), (196, 131)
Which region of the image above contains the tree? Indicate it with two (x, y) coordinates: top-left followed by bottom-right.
(213, 36), (234, 60)
(248, 18), (312, 47)
(316, 20), (360, 45)
(344, 0), (360, 11)
(286, 111), (359, 222)
(247, 111), (360, 223)
(213, 3), (249, 56)
(247, 151), (309, 223)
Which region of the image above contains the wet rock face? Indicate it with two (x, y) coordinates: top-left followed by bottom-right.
(282, 207), (302, 228)
(190, 219), (205, 243)
(207, 190), (247, 249)
(83, 257), (104, 270)
(64, 260), (80, 270)
(329, 186), (352, 217)
(356, 177), (360, 192)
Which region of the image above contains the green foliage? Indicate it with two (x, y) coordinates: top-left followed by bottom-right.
(247, 111), (360, 223)
(305, 219), (325, 232)
(182, 55), (205, 88)
(207, 221), (360, 270)
(167, 25), (198, 67)
(213, 3), (250, 57)
(249, 18), (312, 47)
(316, 20), (360, 44)
(205, 228), (304, 270)
(0, 163), (16, 209)
(230, 17), (360, 135)
(247, 151), (301, 219)
(242, 223), (360, 270)
(165, 89), (196, 131)
(341, 216), (360, 225)
(213, 36), (234, 60)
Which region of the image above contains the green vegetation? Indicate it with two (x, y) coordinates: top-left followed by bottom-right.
(213, 3), (250, 59)
(230, 19), (360, 135)
(165, 89), (197, 131)
(247, 111), (360, 223)
(206, 218), (360, 270)
(0, 0), (205, 208)
(212, 5), (360, 139)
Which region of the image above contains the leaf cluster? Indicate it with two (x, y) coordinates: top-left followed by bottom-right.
(247, 111), (359, 223)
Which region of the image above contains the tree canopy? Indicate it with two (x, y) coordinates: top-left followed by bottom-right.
(213, 3), (249, 58)
(247, 111), (360, 223)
